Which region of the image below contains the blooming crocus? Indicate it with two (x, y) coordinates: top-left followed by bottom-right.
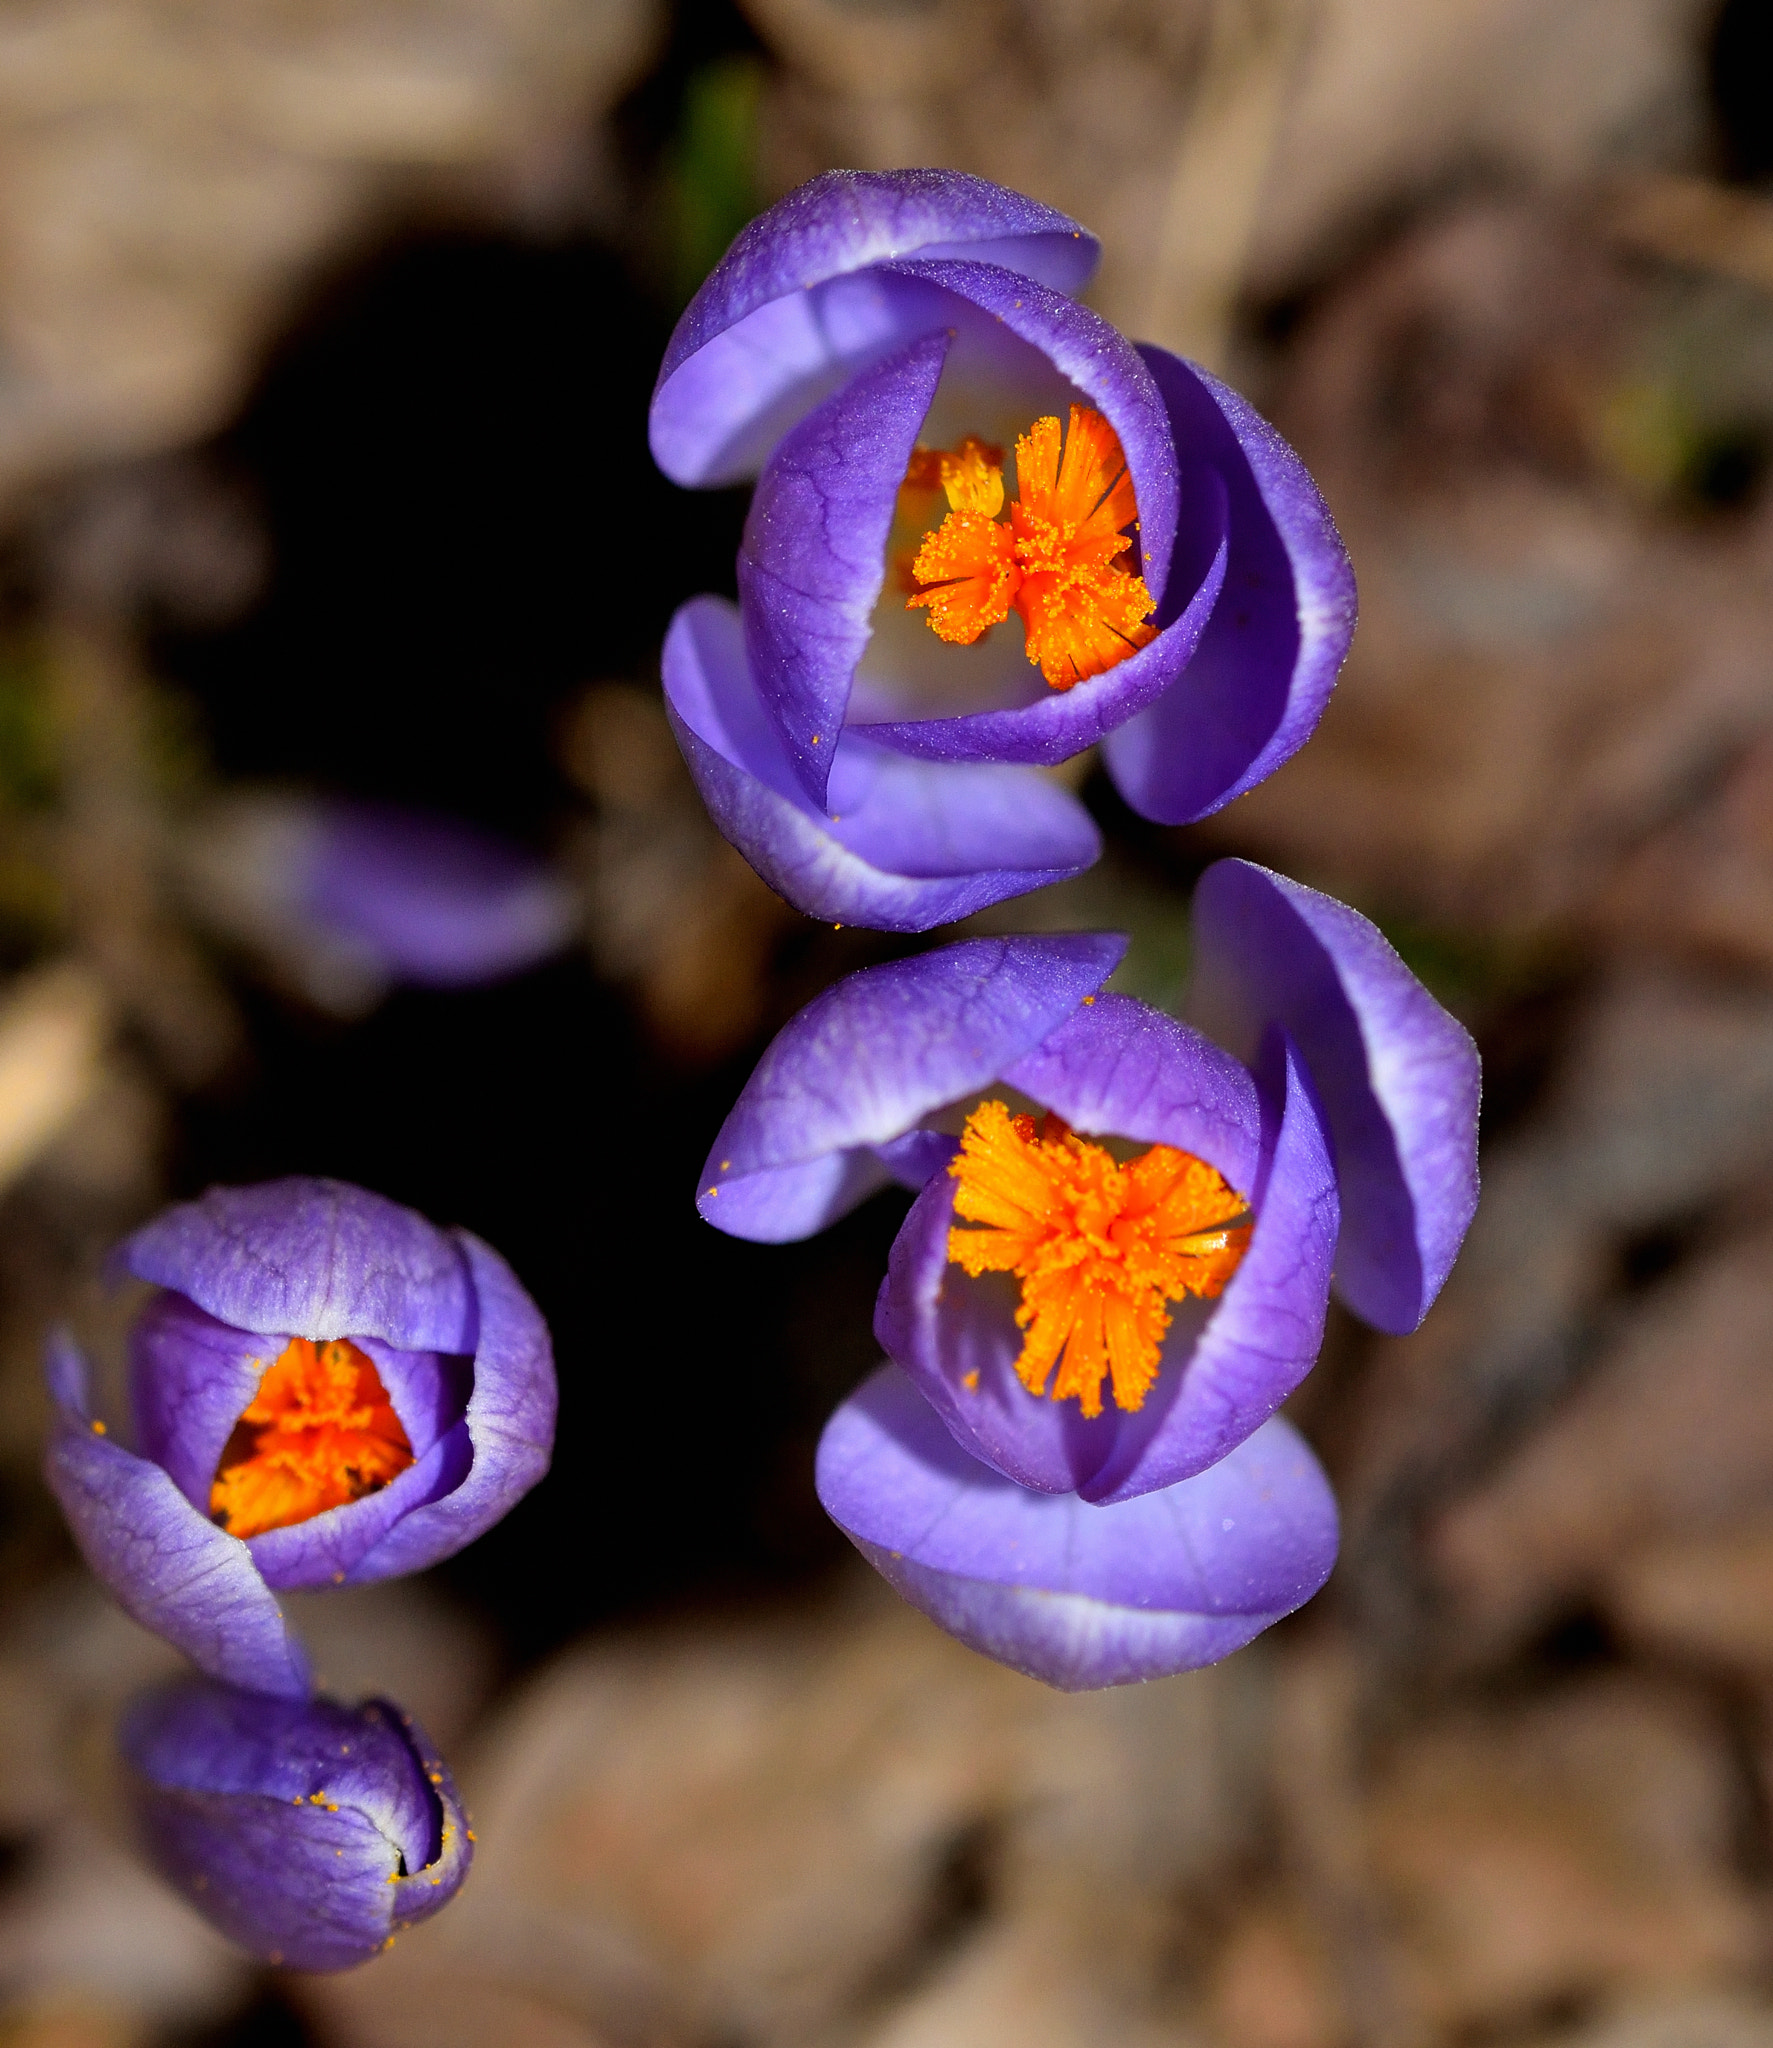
(46, 1178), (556, 1698)
(181, 792), (577, 1013)
(121, 1677), (471, 1971)
(698, 861), (1478, 1678)
(651, 170), (1355, 930)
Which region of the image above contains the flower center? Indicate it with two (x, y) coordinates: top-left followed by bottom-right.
(946, 1101), (1251, 1419)
(902, 407), (1158, 690)
(210, 1338), (414, 1540)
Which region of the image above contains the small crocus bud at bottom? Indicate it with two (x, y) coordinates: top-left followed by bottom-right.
(120, 1678), (472, 1972)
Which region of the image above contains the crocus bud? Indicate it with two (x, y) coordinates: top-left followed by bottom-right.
(121, 1678), (471, 1971)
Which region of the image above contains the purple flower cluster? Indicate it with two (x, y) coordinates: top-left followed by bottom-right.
(651, 170), (1356, 931)
(657, 168), (1478, 1689)
(44, 1179), (557, 1968)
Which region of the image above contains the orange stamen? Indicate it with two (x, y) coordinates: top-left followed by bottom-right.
(905, 407), (1158, 690)
(946, 1101), (1251, 1419)
(210, 1338), (414, 1540)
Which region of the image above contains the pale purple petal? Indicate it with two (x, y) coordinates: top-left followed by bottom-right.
(130, 1295), (273, 1512)
(245, 1430), (467, 1591)
(354, 1338), (471, 1461)
(1187, 860), (1481, 1333)
(1102, 352), (1357, 824)
(305, 803), (575, 989)
(344, 1232), (555, 1582)
(1001, 993), (1262, 1190)
(817, 1364), (1338, 1689)
(122, 1680), (470, 1970)
(698, 933), (1127, 1243)
(1079, 1034), (1340, 1503)
(740, 334), (950, 806)
(120, 1179), (477, 1352)
(877, 1022), (1337, 1501)
(664, 598), (1101, 933)
(652, 169), (1098, 486)
(44, 1335), (311, 1698)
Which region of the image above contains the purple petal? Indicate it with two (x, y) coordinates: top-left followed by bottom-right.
(122, 1679), (470, 1970)
(1103, 351), (1357, 824)
(353, 1339), (471, 1462)
(652, 170), (1098, 487)
(246, 1429), (468, 1591)
(877, 1020), (1337, 1501)
(817, 1364), (1337, 1690)
(1079, 1033), (1339, 1503)
(1001, 993), (1262, 1190)
(344, 1232), (555, 1582)
(664, 597), (1101, 933)
(120, 1179), (477, 1353)
(130, 1294), (272, 1512)
(304, 803), (575, 989)
(698, 932), (1127, 1243)
(740, 334), (950, 806)
(1188, 861), (1481, 1333)
(44, 1334), (310, 1698)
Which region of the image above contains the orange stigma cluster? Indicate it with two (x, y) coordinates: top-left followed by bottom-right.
(210, 1338), (414, 1540)
(905, 406), (1158, 689)
(946, 1101), (1251, 1419)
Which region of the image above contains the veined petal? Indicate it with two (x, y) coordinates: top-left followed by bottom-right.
(1187, 861), (1481, 1333)
(44, 1334), (311, 1699)
(698, 931), (1127, 1243)
(344, 1232), (556, 1582)
(1102, 350), (1356, 825)
(652, 169), (1098, 487)
(740, 333), (951, 808)
(816, 1365), (1338, 1690)
(664, 598), (1102, 933)
(120, 1180), (476, 1354)
(122, 1679), (470, 1970)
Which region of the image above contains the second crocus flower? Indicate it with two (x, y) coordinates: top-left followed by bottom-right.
(47, 1178), (556, 1698)
(697, 860), (1479, 1683)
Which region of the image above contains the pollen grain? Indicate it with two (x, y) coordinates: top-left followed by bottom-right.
(905, 407), (1157, 689)
(210, 1338), (413, 1540)
(946, 1100), (1250, 1419)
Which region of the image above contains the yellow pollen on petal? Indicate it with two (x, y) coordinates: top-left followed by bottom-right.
(904, 407), (1158, 689)
(945, 1101), (1251, 1420)
(209, 1338), (414, 1540)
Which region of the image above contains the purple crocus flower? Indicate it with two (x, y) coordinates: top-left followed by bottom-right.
(698, 861), (1478, 1681)
(817, 1365), (1338, 1689)
(121, 1677), (471, 1971)
(46, 1178), (556, 1699)
(650, 170), (1356, 930)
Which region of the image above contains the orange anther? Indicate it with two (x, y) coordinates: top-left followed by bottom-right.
(209, 1339), (413, 1540)
(905, 407), (1157, 690)
(946, 1102), (1250, 1418)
